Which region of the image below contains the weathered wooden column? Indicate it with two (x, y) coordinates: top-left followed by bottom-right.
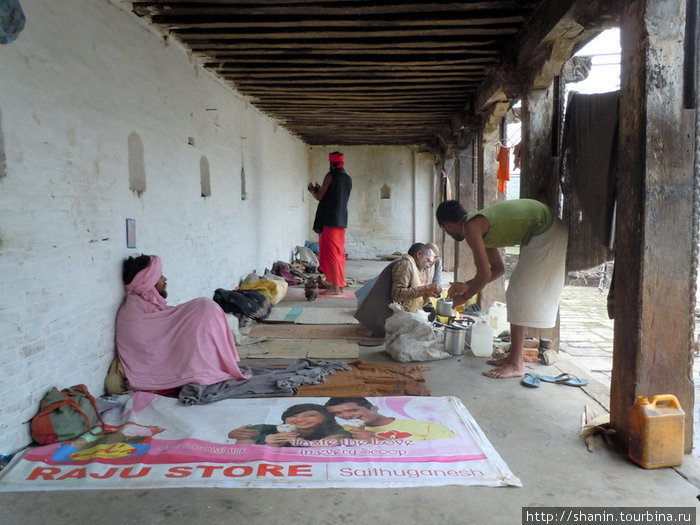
(612, 0), (696, 452)
(454, 139), (479, 282)
(519, 84), (562, 349)
(475, 121), (508, 308)
(521, 84), (559, 207)
(436, 152), (457, 275)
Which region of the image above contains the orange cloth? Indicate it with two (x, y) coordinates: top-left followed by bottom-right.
(319, 226), (346, 287)
(497, 145), (510, 194)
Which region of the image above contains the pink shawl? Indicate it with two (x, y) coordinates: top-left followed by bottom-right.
(115, 255), (249, 390)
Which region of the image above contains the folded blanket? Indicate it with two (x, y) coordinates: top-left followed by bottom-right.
(178, 358), (351, 405)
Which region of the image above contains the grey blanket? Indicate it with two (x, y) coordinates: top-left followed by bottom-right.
(178, 358), (351, 405)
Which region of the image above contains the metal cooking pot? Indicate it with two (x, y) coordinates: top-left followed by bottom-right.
(436, 297), (453, 317)
(444, 324), (466, 355)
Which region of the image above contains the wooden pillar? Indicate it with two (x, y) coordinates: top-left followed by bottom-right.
(520, 85), (561, 349)
(433, 156), (451, 270)
(521, 84), (560, 206)
(453, 142), (478, 280)
(477, 125), (507, 310)
(612, 0), (696, 452)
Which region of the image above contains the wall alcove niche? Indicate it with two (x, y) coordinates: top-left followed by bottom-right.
(127, 132), (146, 196)
(0, 109), (6, 180)
(200, 155), (211, 198)
(380, 184), (391, 199)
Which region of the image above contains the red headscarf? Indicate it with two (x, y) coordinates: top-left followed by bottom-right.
(329, 152), (344, 168)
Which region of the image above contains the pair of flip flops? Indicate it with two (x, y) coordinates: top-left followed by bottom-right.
(521, 372), (588, 388)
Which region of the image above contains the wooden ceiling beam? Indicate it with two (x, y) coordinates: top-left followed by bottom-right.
(213, 69), (484, 78)
(133, 1), (535, 17)
(175, 27), (519, 40)
(200, 48), (498, 58)
(186, 36), (501, 50)
(154, 16), (528, 31)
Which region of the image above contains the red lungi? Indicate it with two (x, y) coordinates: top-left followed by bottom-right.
(319, 227), (346, 287)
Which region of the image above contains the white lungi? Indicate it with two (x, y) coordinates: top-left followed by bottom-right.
(505, 219), (568, 328)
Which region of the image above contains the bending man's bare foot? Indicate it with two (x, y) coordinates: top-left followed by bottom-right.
(322, 284), (343, 295)
(486, 355), (510, 366)
(482, 363), (524, 379)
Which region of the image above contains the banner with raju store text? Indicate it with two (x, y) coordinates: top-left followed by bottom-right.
(0, 393), (521, 490)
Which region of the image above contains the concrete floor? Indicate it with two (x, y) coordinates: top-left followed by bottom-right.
(1, 259), (698, 525)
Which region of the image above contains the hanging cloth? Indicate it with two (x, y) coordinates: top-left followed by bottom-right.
(561, 91), (619, 271)
(496, 145), (510, 194)
(513, 142), (522, 170)
(440, 168), (452, 201)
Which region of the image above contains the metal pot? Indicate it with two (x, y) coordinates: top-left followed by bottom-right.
(436, 297), (453, 317)
(444, 324), (466, 355)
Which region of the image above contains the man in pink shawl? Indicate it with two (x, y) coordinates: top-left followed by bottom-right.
(115, 255), (249, 391)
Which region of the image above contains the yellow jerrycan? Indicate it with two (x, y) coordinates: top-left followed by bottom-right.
(628, 394), (684, 468)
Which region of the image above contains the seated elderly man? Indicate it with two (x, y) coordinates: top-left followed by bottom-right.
(115, 254), (249, 391)
(354, 243), (442, 336)
(422, 241), (443, 285)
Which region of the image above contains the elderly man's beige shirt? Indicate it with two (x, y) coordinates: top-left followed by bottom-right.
(391, 254), (427, 312)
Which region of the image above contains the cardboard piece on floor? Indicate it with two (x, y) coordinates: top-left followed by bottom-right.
(248, 322), (381, 342)
(298, 307), (357, 324)
(285, 286), (358, 300)
(264, 306), (358, 324)
(306, 340), (359, 358)
(238, 339), (359, 359)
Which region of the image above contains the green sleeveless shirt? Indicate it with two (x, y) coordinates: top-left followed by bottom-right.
(465, 199), (554, 247)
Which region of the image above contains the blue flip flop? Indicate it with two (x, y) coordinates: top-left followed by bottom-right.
(521, 372), (541, 388)
(540, 373), (588, 387)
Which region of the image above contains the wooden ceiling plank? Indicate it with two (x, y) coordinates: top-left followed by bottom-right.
(174, 27), (519, 40)
(133, 1), (534, 17)
(186, 36), (501, 49)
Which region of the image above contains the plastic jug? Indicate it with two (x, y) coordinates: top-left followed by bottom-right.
(488, 301), (508, 336)
(629, 394), (685, 469)
(469, 318), (494, 357)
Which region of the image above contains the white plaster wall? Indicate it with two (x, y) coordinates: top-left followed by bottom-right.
(0, 0), (437, 454)
(0, 0), (309, 452)
(307, 146), (436, 259)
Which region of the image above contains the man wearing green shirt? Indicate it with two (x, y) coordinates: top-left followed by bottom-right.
(436, 199), (568, 379)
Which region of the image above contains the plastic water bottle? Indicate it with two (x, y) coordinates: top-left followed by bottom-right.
(488, 301), (508, 335)
(469, 319), (494, 357)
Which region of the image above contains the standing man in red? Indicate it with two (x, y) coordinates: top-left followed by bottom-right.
(308, 151), (352, 295)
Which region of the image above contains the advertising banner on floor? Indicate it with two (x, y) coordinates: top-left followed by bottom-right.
(0, 393), (521, 491)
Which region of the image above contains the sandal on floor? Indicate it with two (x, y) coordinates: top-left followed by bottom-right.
(316, 277), (332, 289)
(540, 373), (588, 387)
(520, 373), (542, 388)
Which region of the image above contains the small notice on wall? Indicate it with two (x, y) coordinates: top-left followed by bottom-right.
(125, 218), (136, 248)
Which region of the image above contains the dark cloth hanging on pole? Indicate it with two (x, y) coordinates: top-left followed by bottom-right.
(561, 91), (619, 271)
